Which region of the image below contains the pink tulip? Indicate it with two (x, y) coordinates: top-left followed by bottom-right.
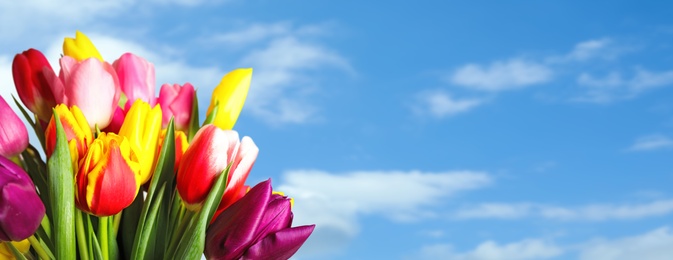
(12, 48), (65, 123)
(60, 56), (120, 130)
(0, 96), (28, 158)
(157, 83), (195, 131)
(113, 53), (156, 107)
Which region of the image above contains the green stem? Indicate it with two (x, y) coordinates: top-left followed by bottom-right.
(40, 216), (51, 238)
(28, 236), (49, 260)
(98, 216), (109, 260)
(75, 212), (89, 260)
(113, 212), (122, 237)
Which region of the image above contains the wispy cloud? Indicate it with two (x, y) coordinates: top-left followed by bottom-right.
(580, 226), (673, 260)
(574, 69), (673, 103)
(450, 59), (553, 91)
(417, 239), (563, 260)
(278, 169), (492, 257)
(452, 199), (673, 221)
(415, 226), (673, 260)
(626, 134), (673, 152)
(546, 38), (617, 63)
(414, 90), (484, 118)
(239, 33), (351, 124)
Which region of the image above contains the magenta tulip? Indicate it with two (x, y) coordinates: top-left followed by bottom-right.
(0, 156), (45, 241)
(205, 179), (315, 260)
(0, 96), (29, 158)
(158, 83), (195, 131)
(59, 56), (120, 130)
(12, 48), (65, 123)
(113, 53), (156, 107)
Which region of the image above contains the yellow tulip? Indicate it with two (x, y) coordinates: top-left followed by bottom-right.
(0, 239), (30, 259)
(206, 68), (252, 130)
(119, 100), (162, 185)
(63, 31), (103, 62)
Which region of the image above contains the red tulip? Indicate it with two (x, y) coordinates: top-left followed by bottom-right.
(44, 104), (93, 161)
(176, 125), (258, 211)
(75, 133), (141, 216)
(12, 48), (65, 123)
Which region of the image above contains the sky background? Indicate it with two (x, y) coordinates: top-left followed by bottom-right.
(2, 1), (673, 259)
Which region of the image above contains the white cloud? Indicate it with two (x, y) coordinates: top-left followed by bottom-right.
(278, 170), (492, 256)
(0, 0), (212, 43)
(575, 68), (673, 103)
(450, 59), (552, 91)
(415, 91), (484, 117)
(211, 23), (292, 46)
(418, 239), (563, 260)
(626, 134), (673, 152)
(452, 199), (673, 221)
(567, 38), (612, 61)
(580, 227), (673, 260)
(240, 36), (351, 124)
(453, 203), (533, 219)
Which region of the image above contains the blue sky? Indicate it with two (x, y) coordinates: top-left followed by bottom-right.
(2, 1), (673, 259)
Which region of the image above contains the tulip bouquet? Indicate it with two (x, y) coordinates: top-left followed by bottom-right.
(0, 31), (314, 260)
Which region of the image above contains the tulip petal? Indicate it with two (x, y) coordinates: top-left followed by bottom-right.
(242, 225), (316, 260)
(219, 136), (258, 211)
(205, 179), (272, 260)
(63, 57), (119, 130)
(177, 125), (233, 207)
(87, 143), (139, 216)
(0, 182), (46, 241)
(0, 97), (28, 158)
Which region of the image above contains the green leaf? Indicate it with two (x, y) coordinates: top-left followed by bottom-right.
(120, 194), (143, 260)
(130, 184), (165, 259)
(187, 93), (200, 142)
(11, 95), (45, 148)
(7, 242), (28, 260)
(173, 166), (229, 260)
(46, 108), (76, 259)
(202, 100), (218, 126)
(130, 119), (176, 259)
(21, 145), (51, 220)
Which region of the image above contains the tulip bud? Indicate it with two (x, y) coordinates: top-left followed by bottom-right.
(60, 55), (121, 130)
(0, 96), (29, 158)
(176, 125), (258, 211)
(113, 53), (156, 107)
(63, 31), (103, 62)
(12, 48), (65, 123)
(75, 133), (141, 216)
(0, 156), (46, 241)
(205, 179), (315, 260)
(118, 100), (162, 185)
(158, 83), (195, 131)
(45, 104), (93, 162)
(206, 68), (252, 130)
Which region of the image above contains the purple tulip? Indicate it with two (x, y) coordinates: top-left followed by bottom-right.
(0, 156), (45, 241)
(205, 179), (315, 260)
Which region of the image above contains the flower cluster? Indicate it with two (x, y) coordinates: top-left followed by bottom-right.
(0, 31), (314, 260)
